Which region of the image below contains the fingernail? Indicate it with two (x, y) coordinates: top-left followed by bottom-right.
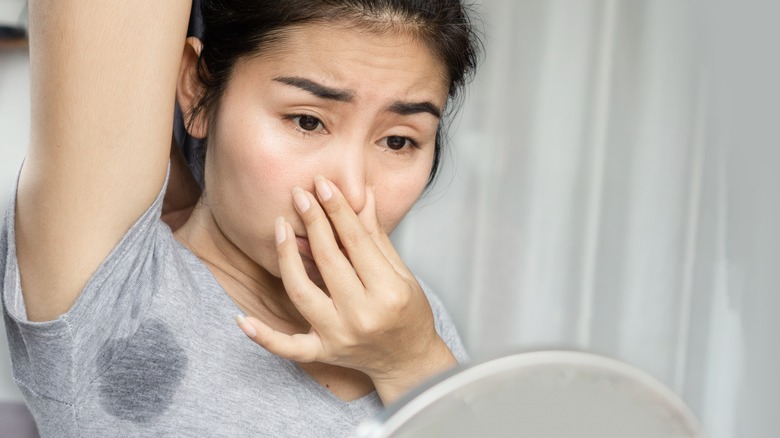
(275, 217), (286, 244)
(234, 314), (257, 337)
(314, 175), (333, 201)
(292, 187), (310, 212)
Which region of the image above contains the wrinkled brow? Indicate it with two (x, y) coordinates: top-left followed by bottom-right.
(274, 75), (442, 119)
(273, 76), (354, 102)
(387, 101), (442, 119)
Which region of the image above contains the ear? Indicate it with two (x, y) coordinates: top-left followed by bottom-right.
(177, 37), (209, 139)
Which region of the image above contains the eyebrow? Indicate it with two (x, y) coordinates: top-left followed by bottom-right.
(387, 101), (442, 119)
(273, 76), (353, 102)
(273, 75), (442, 119)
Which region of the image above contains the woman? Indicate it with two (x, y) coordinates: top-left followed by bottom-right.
(2, 0), (480, 436)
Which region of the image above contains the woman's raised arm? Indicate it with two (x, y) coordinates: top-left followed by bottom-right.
(15, 1), (192, 322)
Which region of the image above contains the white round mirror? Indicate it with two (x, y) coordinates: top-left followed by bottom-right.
(353, 351), (705, 438)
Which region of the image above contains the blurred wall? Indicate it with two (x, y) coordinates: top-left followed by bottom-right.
(393, 1), (778, 437)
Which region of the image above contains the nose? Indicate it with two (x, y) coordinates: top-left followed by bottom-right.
(325, 143), (367, 214)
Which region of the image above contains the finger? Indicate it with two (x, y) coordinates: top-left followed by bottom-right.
(275, 218), (338, 326)
(355, 185), (381, 235)
(235, 314), (323, 363)
(356, 186), (412, 277)
(291, 187), (364, 302)
(313, 176), (393, 286)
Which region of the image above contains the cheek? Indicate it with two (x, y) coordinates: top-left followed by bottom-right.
(204, 117), (301, 251)
(374, 166), (431, 233)
(210, 111), (306, 199)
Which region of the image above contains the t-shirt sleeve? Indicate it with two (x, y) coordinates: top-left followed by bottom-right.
(418, 278), (469, 364)
(1, 170), (171, 405)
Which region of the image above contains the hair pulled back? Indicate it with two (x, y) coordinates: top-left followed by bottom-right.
(188, 0), (482, 187)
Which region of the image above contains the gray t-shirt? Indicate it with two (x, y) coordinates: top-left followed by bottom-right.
(1, 176), (467, 437)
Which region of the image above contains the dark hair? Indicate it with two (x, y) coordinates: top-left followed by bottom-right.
(185, 0), (481, 188)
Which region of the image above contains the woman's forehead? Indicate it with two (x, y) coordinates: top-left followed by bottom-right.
(235, 23), (450, 104)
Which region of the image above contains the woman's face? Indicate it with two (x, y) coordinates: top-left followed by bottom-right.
(197, 23), (449, 280)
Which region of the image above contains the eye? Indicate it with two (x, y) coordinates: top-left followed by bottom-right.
(292, 115), (323, 132)
(383, 135), (416, 151)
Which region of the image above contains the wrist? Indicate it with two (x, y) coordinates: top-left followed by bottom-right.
(372, 337), (458, 405)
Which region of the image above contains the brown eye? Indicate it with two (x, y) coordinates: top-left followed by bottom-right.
(295, 115), (322, 131)
(386, 136), (409, 150)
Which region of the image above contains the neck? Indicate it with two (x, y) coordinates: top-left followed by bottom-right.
(174, 200), (308, 334)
